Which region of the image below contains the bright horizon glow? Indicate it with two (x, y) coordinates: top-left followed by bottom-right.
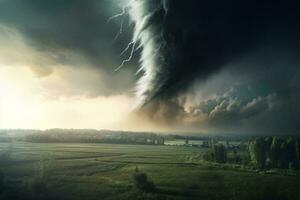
(0, 66), (133, 130)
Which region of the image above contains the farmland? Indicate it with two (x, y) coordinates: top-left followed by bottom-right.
(1, 142), (300, 200)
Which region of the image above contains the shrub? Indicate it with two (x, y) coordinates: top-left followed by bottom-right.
(133, 172), (155, 193)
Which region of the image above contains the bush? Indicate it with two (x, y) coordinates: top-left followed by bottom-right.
(133, 172), (155, 193)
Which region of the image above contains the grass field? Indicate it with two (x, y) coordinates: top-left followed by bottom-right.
(1, 142), (300, 200)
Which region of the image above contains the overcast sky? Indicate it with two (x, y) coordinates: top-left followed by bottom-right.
(0, 0), (299, 135)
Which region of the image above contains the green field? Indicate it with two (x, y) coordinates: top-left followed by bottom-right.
(1, 142), (300, 200)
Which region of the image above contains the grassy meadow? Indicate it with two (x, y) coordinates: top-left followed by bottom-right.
(0, 142), (300, 200)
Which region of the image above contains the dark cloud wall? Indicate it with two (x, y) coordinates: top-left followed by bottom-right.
(125, 0), (300, 134)
(0, 0), (137, 95)
(1, 0), (300, 133)
(127, 0), (300, 105)
(138, 50), (300, 134)
(191, 71), (300, 134)
(0, 0), (130, 67)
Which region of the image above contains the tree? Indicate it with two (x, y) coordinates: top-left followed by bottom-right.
(279, 138), (297, 169)
(213, 144), (227, 163)
(296, 141), (300, 160)
(249, 138), (268, 169)
(133, 172), (155, 193)
(264, 137), (273, 148)
(203, 143), (227, 163)
(269, 137), (282, 168)
(295, 141), (300, 169)
(264, 137), (273, 159)
(233, 148), (242, 164)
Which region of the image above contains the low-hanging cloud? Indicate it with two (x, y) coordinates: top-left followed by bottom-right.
(119, 0), (300, 134)
(0, 0), (139, 97)
(125, 0), (300, 106)
(1, 0), (300, 133)
(0, 0), (133, 70)
(135, 59), (300, 134)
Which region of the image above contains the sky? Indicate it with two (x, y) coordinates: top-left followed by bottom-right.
(0, 0), (299, 135)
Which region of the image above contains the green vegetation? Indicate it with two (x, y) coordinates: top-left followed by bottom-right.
(22, 129), (165, 145)
(203, 144), (227, 163)
(249, 138), (269, 169)
(133, 167), (156, 193)
(249, 137), (300, 170)
(0, 141), (300, 200)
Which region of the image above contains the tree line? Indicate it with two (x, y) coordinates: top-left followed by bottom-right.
(24, 130), (165, 145)
(202, 136), (300, 170)
(249, 137), (300, 169)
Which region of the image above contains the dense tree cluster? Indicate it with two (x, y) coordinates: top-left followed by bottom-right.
(249, 137), (300, 169)
(202, 136), (300, 170)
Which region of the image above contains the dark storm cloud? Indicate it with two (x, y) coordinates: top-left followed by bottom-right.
(127, 0), (300, 105)
(0, 0), (133, 68)
(189, 86), (277, 131)
(146, 57), (300, 134)
(0, 0), (138, 95)
(137, 98), (187, 124)
(1, 0), (300, 133)
(123, 0), (300, 133)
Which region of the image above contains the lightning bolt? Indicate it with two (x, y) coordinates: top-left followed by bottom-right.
(113, 18), (124, 41)
(114, 41), (136, 72)
(107, 6), (137, 72)
(107, 7), (127, 23)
